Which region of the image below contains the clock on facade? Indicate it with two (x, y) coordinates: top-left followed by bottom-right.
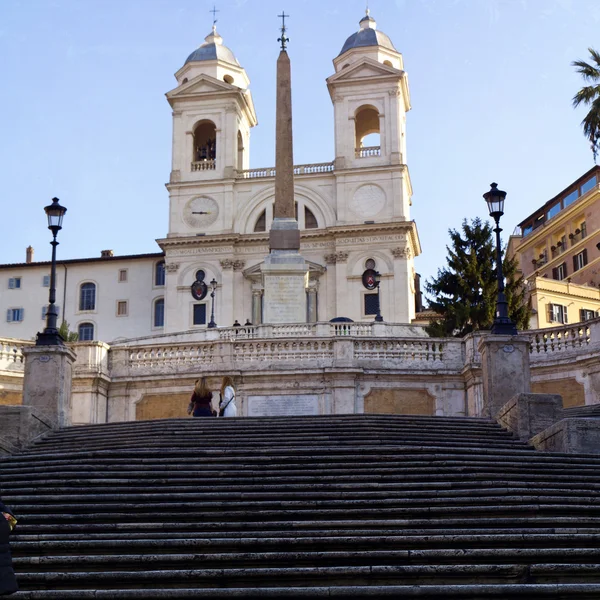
(183, 196), (219, 228)
(350, 184), (386, 219)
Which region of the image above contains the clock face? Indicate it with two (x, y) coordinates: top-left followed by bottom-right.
(350, 184), (386, 218)
(183, 196), (219, 228)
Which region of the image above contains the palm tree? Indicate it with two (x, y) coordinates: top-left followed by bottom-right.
(572, 48), (600, 162)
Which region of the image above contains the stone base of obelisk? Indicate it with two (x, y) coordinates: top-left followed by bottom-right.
(263, 219), (308, 324)
(262, 251), (308, 323)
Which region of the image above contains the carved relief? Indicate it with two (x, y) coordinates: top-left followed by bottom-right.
(233, 260), (246, 271)
(220, 259), (234, 270)
(324, 254), (337, 265)
(391, 247), (412, 259)
(336, 251), (349, 263)
(165, 262), (180, 273)
(388, 89), (402, 97)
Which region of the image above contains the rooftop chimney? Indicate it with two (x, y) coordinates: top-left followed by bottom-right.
(100, 250), (114, 258)
(26, 246), (34, 264)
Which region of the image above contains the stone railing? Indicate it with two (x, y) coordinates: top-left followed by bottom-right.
(355, 146), (381, 158)
(527, 320), (600, 359)
(191, 159), (216, 171)
(0, 338), (34, 373)
(235, 162), (334, 179)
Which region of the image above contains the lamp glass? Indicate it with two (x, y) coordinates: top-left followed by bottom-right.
(44, 198), (67, 230)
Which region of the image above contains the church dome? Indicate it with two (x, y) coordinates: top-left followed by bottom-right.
(185, 26), (240, 66)
(338, 11), (397, 57)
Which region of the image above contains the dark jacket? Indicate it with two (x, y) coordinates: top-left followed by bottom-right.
(0, 502), (17, 596)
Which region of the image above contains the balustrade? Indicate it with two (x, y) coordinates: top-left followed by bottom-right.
(0, 339), (33, 371)
(191, 160), (216, 171)
(235, 162), (334, 179)
(354, 339), (447, 362)
(528, 323), (591, 355)
(355, 146), (381, 158)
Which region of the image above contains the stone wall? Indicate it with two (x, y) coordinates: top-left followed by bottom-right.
(532, 378), (585, 408)
(364, 388), (434, 415)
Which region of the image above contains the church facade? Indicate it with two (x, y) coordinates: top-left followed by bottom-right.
(0, 12), (420, 342)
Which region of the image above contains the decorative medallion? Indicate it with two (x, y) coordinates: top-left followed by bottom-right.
(350, 184), (386, 218)
(183, 196), (219, 228)
(362, 268), (378, 290)
(191, 270), (208, 301)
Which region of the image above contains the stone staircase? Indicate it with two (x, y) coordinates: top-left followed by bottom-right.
(2, 414), (600, 598)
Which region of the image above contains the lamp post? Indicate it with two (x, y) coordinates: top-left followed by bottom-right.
(36, 197), (68, 346)
(374, 271), (383, 322)
(207, 278), (218, 328)
(483, 182), (517, 335)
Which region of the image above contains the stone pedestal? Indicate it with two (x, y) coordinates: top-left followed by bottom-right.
(495, 393), (562, 441)
(531, 418), (600, 454)
(262, 247), (308, 324)
(22, 345), (76, 429)
(478, 334), (530, 418)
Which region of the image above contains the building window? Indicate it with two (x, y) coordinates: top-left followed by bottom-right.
(563, 189), (579, 208)
(573, 249), (588, 272)
(547, 203), (561, 220)
(254, 210), (266, 232)
(117, 300), (128, 316)
(79, 282), (96, 311)
(155, 261), (165, 286)
(548, 304), (568, 324)
(8, 277), (21, 289)
(581, 175), (597, 196)
(364, 293), (379, 316)
(118, 269), (128, 283)
(193, 303), (207, 325)
(78, 322), (94, 341)
(154, 298), (165, 328)
(552, 263), (567, 281)
(522, 225), (533, 237)
(580, 309), (596, 321)
(42, 275), (50, 287)
(6, 308), (24, 322)
(305, 207), (318, 229)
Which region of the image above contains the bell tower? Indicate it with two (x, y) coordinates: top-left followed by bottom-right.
(165, 23), (257, 236)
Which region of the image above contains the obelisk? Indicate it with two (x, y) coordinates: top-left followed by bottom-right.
(261, 13), (308, 324)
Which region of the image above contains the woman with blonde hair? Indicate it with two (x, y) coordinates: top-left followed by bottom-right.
(187, 377), (214, 417)
(219, 376), (237, 417)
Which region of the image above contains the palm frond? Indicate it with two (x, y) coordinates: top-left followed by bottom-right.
(572, 85), (600, 108)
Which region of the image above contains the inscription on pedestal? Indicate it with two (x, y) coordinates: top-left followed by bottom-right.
(248, 394), (319, 417)
(263, 274), (306, 323)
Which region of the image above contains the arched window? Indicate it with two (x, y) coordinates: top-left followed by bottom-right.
(355, 106), (381, 157)
(193, 120), (217, 165)
(254, 210), (266, 232)
(155, 261), (165, 286)
(79, 283), (96, 311)
(78, 322), (94, 341)
(154, 298), (165, 328)
(305, 207), (318, 229)
(383, 60), (393, 67)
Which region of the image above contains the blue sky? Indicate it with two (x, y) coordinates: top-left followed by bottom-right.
(0, 0), (598, 289)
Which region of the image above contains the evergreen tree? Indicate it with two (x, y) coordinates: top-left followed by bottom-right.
(425, 218), (530, 337)
(58, 320), (79, 342)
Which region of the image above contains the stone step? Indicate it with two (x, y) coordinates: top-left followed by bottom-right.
(10, 583), (600, 598)
(11, 533), (600, 555)
(14, 562), (600, 589)
(12, 548), (600, 569)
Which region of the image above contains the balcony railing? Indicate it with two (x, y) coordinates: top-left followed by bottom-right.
(235, 162), (334, 179)
(355, 146), (381, 158)
(570, 229), (587, 246)
(191, 160), (216, 171)
(550, 245), (566, 259)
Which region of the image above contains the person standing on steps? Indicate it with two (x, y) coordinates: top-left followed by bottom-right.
(0, 499), (18, 596)
(187, 377), (215, 417)
(219, 376), (237, 417)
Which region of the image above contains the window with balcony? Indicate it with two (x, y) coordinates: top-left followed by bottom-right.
(355, 105), (381, 158)
(533, 249), (548, 268)
(573, 249), (588, 271)
(79, 282), (96, 311)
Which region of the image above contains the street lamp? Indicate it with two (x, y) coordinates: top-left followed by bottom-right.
(483, 182), (517, 335)
(374, 271), (383, 322)
(207, 278), (218, 328)
(36, 197), (68, 346)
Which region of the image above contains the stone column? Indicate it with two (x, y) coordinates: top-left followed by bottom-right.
(22, 345), (77, 429)
(252, 288), (263, 325)
(478, 334), (531, 418)
(307, 283), (318, 322)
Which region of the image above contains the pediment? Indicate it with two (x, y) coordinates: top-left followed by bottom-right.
(327, 58), (401, 84)
(167, 74), (236, 99)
